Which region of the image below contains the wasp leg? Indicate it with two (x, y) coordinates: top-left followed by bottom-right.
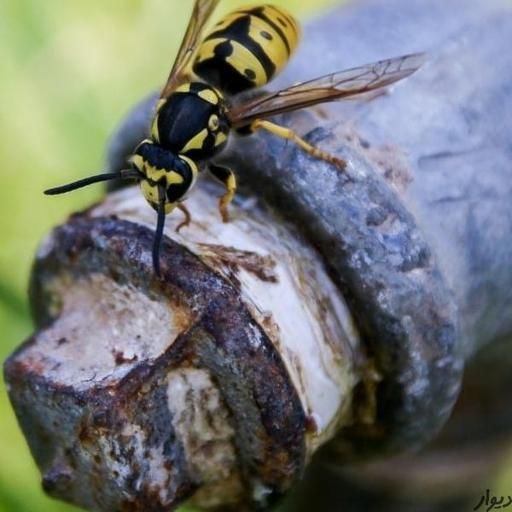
(176, 203), (192, 233)
(250, 119), (346, 169)
(208, 164), (237, 223)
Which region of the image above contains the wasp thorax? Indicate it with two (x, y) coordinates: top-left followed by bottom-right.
(151, 82), (230, 162)
(131, 140), (198, 214)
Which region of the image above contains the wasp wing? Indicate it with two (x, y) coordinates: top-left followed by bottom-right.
(160, 0), (220, 98)
(228, 53), (426, 127)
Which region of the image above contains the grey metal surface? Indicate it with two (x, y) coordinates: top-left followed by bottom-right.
(299, 0), (512, 356)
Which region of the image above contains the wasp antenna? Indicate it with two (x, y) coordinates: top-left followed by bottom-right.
(152, 185), (167, 278)
(44, 169), (141, 196)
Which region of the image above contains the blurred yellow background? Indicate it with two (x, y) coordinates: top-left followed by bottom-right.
(0, 0), (337, 511)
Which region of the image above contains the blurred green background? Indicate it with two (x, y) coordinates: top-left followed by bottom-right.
(0, 0), (337, 511)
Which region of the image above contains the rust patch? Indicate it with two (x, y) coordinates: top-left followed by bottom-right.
(294, 261), (347, 359)
(261, 312), (281, 340)
(334, 122), (414, 193)
(78, 420), (97, 445)
(113, 350), (139, 366)
(198, 244), (279, 284)
(12, 356), (47, 376)
(365, 144), (413, 193)
(120, 480), (198, 512)
(305, 414), (319, 434)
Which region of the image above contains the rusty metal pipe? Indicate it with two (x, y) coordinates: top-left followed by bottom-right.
(7, 188), (360, 510)
(5, 0), (512, 510)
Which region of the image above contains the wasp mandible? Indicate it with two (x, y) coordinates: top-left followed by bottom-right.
(45, 0), (425, 276)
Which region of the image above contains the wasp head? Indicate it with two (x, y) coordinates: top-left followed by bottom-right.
(131, 139), (199, 213)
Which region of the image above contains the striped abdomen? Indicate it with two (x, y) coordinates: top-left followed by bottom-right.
(193, 4), (300, 95)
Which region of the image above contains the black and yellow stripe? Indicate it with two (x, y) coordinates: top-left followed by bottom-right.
(193, 4), (300, 95)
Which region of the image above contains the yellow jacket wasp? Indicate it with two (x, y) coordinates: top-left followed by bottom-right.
(45, 0), (425, 277)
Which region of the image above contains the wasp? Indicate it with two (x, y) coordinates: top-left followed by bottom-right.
(45, 0), (425, 277)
